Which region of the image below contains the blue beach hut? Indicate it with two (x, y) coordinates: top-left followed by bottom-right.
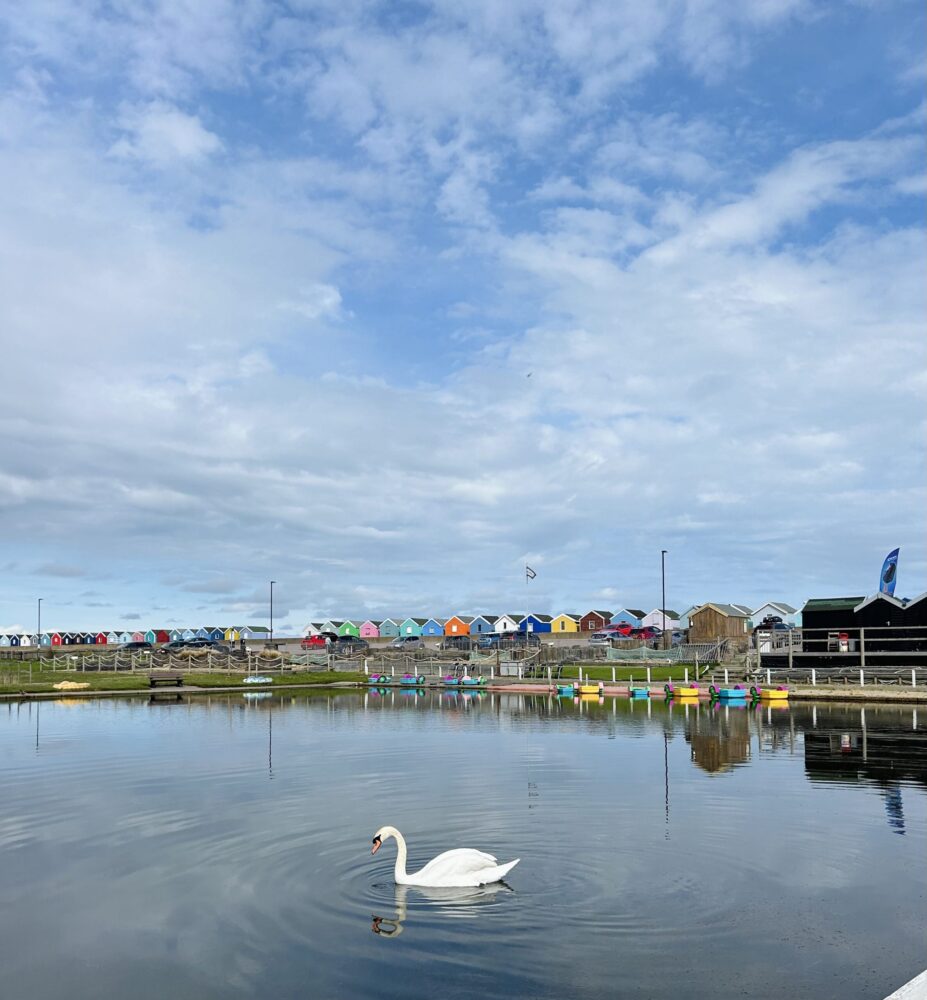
(379, 619), (402, 638)
(611, 609), (646, 628)
(470, 615), (499, 634)
(520, 614), (553, 633)
(422, 618), (446, 636)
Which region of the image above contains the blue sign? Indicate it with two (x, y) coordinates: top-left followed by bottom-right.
(879, 548), (899, 596)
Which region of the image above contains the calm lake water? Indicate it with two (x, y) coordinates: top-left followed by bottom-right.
(1, 691), (925, 999)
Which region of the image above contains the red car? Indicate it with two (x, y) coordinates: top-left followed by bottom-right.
(300, 635), (327, 649)
(603, 622), (633, 636)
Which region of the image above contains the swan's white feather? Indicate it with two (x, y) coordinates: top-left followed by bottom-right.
(401, 852), (520, 887)
(415, 848), (497, 878)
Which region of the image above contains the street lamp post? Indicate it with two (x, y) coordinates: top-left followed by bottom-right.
(661, 550), (667, 650)
(270, 581), (276, 645)
(37, 598), (42, 647)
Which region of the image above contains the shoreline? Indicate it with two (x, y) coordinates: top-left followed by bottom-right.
(2, 680), (925, 704)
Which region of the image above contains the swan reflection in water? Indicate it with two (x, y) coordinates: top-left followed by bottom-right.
(371, 881), (514, 938)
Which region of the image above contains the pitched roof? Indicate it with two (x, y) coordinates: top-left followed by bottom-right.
(474, 615), (499, 623)
(448, 615), (475, 623)
(852, 593), (904, 612)
(729, 604), (753, 616)
(801, 597), (866, 613)
(583, 610), (612, 618)
(619, 609), (647, 619)
(754, 602), (798, 615)
(651, 608), (681, 619)
(693, 603), (751, 618)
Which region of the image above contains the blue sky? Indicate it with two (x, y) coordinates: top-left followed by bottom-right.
(1, 0), (924, 634)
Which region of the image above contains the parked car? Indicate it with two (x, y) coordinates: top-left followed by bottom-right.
(333, 636), (369, 653)
(156, 638), (239, 656)
(157, 639), (189, 654)
(603, 622), (633, 636)
(588, 632), (615, 645)
(300, 635), (328, 649)
(502, 632), (541, 648)
(120, 640), (153, 651)
(390, 636), (425, 650)
(753, 617), (792, 633)
(476, 633), (504, 648)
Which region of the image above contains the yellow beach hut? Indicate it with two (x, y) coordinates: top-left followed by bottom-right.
(551, 613), (581, 634)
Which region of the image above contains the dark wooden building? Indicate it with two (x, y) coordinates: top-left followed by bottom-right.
(801, 593), (927, 653)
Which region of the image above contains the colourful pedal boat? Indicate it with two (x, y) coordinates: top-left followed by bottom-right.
(399, 674), (426, 686)
(709, 684), (748, 700)
(665, 684), (700, 698)
(752, 685), (789, 701)
(629, 687), (650, 699)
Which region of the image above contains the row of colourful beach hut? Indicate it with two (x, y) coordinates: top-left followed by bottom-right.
(303, 609), (684, 638)
(0, 626), (271, 648)
(304, 603), (800, 639)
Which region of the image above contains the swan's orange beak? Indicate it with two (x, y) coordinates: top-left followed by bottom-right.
(371, 836), (381, 855)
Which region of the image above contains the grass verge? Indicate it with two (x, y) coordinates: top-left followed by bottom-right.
(0, 668), (366, 696)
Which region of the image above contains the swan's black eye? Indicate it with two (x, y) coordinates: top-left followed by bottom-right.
(372, 836), (380, 845)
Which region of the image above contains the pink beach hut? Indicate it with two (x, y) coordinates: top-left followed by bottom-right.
(359, 620), (381, 638)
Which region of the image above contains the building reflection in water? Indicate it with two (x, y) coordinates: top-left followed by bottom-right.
(685, 704), (752, 774)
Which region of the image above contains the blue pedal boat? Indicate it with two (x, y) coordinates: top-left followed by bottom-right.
(709, 684), (749, 700)
(399, 673), (426, 686)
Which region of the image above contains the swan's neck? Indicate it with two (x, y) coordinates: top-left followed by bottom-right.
(392, 830), (408, 881)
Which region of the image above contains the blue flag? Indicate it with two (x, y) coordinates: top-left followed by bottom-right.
(879, 548), (899, 596)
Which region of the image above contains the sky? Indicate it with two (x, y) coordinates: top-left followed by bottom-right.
(1, 0), (925, 635)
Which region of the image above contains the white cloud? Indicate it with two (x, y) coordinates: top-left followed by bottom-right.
(111, 101), (222, 166)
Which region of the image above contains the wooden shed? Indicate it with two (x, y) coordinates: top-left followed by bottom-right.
(688, 604), (752, 643)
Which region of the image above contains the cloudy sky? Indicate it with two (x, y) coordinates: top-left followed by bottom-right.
(1, 0), (924, 634)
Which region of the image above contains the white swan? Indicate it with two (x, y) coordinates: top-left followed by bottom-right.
(371, 826), (519, 887)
